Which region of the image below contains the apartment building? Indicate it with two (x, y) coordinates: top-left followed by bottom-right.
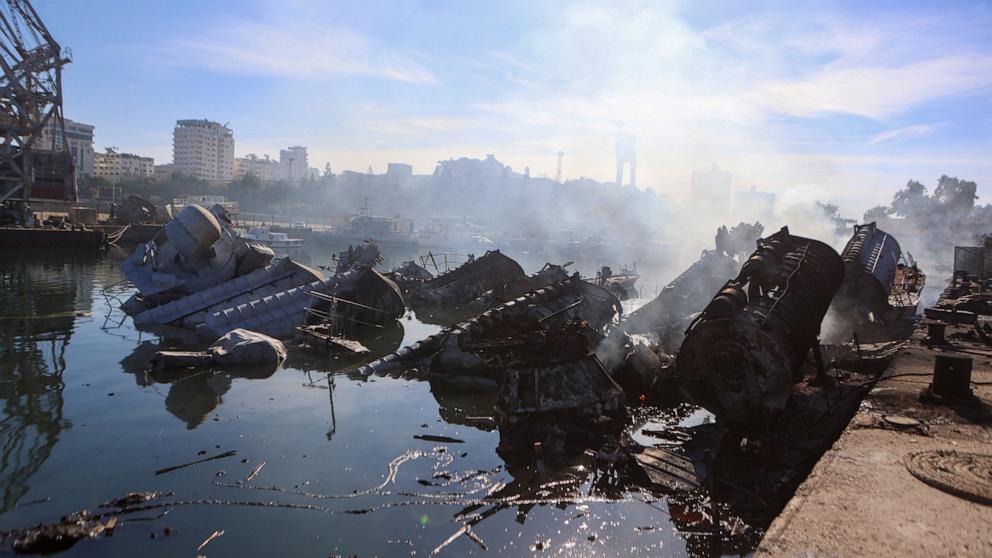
(172, 119), (234, 181)
(93, 150), (154, 183)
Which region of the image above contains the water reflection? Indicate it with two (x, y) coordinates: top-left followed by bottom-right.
(157, 365), (278, 429)
(121, 340), (280, 429)
(0, 253), (95, 513)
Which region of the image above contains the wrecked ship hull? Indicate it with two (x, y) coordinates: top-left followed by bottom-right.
(354, 273), (622, 379)
(677, 226), (844, 424)
(129, 258), (325, 329)
(196, 267), (405, 341)
(121, 204), (276, 305)
(826, 222), (926, 341)
(622, 223), (765, 351)
(495, 354), (625, 443)
(623, 250), (740, 349)
(409, 250), (525, 309)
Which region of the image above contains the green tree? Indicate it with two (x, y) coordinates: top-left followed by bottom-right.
(863, 205), (890, 221)
(933, 175), (977, 214)
(890, 179), (929, 218)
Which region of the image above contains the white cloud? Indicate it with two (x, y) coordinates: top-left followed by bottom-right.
(163, 17), (436, 84)
(753, 55), (992, 119)
(869, 124), (938, 144)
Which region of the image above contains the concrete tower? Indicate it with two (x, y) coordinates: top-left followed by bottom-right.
(615, 133), (636, 187)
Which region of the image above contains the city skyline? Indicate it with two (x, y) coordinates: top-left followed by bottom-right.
(42, 0), (992, 213)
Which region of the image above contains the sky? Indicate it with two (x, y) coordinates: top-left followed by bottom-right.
(40, 0), (992, 214)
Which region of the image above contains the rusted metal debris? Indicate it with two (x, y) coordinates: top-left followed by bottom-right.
(334, 239), (383, 274)
(109, 194), (162, 226)
(592, 264), (639, 300)
(495, 350), (625, 448)
(624, 223), (764, 351)
(410, 250), (526, 309)
(677, 226), (845, 424)
(386, 260), (434, 295)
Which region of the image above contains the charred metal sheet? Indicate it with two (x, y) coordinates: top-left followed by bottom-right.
(410, 250), (526, 309)
(676, 226), (844, 424)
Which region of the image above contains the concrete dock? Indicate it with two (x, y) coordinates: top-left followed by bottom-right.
(759, 286), (992, 556)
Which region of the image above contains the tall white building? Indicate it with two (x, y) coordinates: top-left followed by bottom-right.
(38, 118), (95, 175)
(279, 145), (308, 181)
(172, 119), (234, 181)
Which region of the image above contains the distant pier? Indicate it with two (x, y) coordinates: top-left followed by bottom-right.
(0, 227), (105, 249)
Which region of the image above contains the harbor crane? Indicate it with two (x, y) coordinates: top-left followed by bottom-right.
(0, 0), (75, 223)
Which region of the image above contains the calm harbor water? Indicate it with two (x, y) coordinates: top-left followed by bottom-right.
(0, 245), (723, 557)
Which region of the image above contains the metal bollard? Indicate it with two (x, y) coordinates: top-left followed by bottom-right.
(931, 353), (973, 399)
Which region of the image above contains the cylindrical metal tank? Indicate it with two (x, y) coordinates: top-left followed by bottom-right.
(832, 222), (902, 319)
(164, 205), (222, 264)
(676, 227), (844, 424)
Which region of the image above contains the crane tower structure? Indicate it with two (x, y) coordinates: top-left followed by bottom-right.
(0, 0), (75, 217)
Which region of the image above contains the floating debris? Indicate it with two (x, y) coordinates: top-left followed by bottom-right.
(152, 329), (287, 369)
(154, 451), (238, 476)
(414, 434), (466, 444)
(196, 529), (225, 552)
(245, 461), (266, 482)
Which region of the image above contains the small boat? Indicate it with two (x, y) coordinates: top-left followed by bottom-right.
(591, 264), (639, 299)
(242, 226), (304, 248)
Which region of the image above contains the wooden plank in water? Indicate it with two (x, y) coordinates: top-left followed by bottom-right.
(633, 448), (701, 491)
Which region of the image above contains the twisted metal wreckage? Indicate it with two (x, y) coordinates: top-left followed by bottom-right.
(119, 210), (926, 467)
(13, 215), (926, 556)
(825, 221), (926, 342)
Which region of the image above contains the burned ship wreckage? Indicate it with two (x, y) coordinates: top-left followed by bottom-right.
(112, 208), (930, 544)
